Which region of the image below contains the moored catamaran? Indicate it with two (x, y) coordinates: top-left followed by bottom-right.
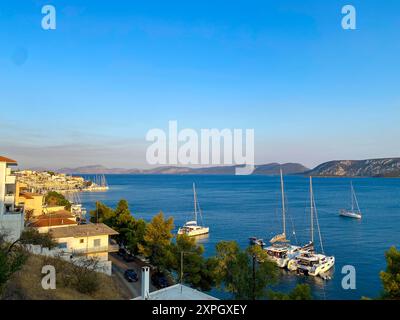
(178, 183), (209, 237)
(287, 177), (335, 278)
(263, 169), (303, 268)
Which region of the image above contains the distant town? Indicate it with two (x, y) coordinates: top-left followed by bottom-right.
(15, 170), (109, 193)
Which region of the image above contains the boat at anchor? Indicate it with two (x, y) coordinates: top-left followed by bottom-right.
(264, 169), (301, 268)
(287, 177), (335, 278)
(339, 181), (362, 219)
(178, 183), (209, 237)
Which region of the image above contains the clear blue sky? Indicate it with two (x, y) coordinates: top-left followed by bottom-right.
(1, 0), (399, 169)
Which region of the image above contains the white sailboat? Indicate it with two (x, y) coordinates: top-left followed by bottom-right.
(264, 169), (301, 268)
(287, 177), (335, 277)
(340, 182), (362, 219)
(178, 183), (209, 237)
(88, 174), (109, 191)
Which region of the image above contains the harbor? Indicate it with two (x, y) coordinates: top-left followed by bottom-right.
(77, 174), (400, 300)
(15, 170), (109, 193)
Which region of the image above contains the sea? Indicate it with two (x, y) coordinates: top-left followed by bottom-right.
(78, 174), (400, 300)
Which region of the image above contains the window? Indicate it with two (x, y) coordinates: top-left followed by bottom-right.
(79, 239), (84, 244)
(93, 239), (101, 247)
(58, 242), (67, 249)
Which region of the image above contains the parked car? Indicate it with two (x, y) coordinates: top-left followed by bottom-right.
(151, 272), (168, 289)
(124, 269), (138, 282)
(123, 253), (135, 262)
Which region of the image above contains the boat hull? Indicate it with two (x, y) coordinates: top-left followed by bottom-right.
(340, 210), (362, 219)
(178, 227), (209, 237)
(309, 256), (335, 277)
(265, 245), (301, 268)
(289, 255), (335, 277)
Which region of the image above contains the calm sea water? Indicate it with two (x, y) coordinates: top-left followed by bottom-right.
(79, 174), (400, 300)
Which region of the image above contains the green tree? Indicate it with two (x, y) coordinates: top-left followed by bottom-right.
(89, 200), (147, 254)
(124, 218), (146, 255)
(138, 211), (174, 271)
(44, 191), (71, 210)
(17, 228), (57, 249)
(89, 201), (115, 224)
(380, 246), (400, 299)
(171, 234), (217, 291)
(113, 200), (135, 244)
(215, 241), (278, 300)
(269, 284), (312, 300)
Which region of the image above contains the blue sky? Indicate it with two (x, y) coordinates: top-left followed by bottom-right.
(1, 0), (399, 169)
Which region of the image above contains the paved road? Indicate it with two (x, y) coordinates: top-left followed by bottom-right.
(110, 253), (157, 299)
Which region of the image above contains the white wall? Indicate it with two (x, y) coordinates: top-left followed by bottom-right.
(56, 234), (110, 261)
(0, 162), (24, 242)
(0, 212), (24, 242)
(25, 244), (113, 275)
(0, 162), (6, 216)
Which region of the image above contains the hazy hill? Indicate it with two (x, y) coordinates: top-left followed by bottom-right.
(56, 163), (309, 175)
(307, 158), (400, 177)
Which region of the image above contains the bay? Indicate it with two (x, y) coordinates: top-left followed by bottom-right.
(79, 174), (400, 300)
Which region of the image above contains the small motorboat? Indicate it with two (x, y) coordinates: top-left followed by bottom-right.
(249, 237), (266, 247)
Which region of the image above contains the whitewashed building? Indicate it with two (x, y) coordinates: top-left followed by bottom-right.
(0, 156), (24, 242)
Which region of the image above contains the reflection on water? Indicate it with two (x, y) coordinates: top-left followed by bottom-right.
(191, 233), (210, 243)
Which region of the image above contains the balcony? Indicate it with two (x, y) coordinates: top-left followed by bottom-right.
(72, 244), (119, 255)
(4, 194), (15, 205)
(5, 175), (16, 185)
(4, 205), (23, 215)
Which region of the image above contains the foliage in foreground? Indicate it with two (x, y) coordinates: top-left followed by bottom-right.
(171, 234), (218, 292)
(215, 241), (279, 300)
(0, 229), (57, 295)
(1, 254), (124, 300)
(0, 234), (27, 295)
(380, 246), (400, 300)
(90, 200), (146, 255)
(268, 284), (312, 300)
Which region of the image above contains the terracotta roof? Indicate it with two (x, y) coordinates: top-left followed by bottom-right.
(20, 193), (34, 200)
(20, 192), (43, 200)
(0, 156), (17, 164)
(36, 210), (74, 220)
(31, 218), (78, 228)
(49, 223), (119, 238)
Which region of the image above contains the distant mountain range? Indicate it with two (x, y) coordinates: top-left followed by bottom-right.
(57, 163), (309, 175)
(54, 158), (400, 177)
(306, 158), (400, 177)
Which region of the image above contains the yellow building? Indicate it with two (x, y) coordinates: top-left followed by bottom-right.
(43, 205), (67, 214)
(17, 192), (44, 218)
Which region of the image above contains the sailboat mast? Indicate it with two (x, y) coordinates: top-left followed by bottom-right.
(351, 181), (354, 212)
(280, 169), (286, 236)
(310, 176), (314, 244)
(352, 182), (361, 214)
(193, 183), (197, 223)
